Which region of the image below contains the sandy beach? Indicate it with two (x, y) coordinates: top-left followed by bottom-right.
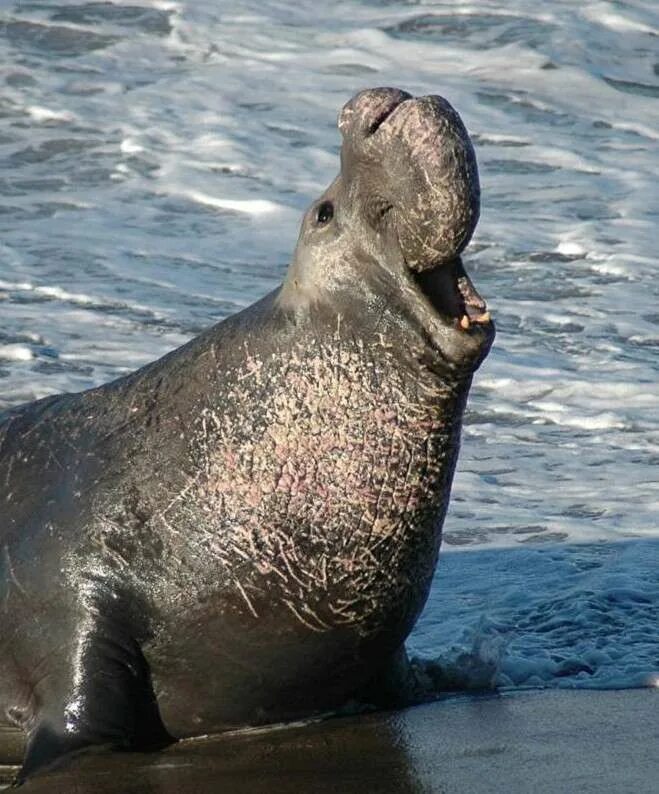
(2, 689), (656, 793)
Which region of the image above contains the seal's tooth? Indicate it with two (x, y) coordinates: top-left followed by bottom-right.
(460, 315), (471, 330)
(473, 312), (490, 324)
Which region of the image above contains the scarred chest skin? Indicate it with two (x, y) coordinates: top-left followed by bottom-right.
(162, 331), (460, 626)
(191, 335), (457, 634)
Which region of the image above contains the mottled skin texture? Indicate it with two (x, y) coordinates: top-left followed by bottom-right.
(0, 88), (494, 782)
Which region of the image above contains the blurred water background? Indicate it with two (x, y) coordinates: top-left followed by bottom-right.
(0, 0), (657, 691)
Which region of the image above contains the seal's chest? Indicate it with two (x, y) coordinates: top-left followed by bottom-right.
(179, 342), (458, 633)
(192, 342), (452, 526)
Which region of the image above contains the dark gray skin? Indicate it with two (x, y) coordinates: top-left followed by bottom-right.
(0, 88), (494, 783)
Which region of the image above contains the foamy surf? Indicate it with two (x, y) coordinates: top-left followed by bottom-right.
(0, 345), (34, 362)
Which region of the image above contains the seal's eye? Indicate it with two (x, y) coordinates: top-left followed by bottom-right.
(316, 201), (334, 225)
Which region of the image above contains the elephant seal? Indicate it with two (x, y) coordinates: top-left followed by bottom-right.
(0, 87), (494, 781)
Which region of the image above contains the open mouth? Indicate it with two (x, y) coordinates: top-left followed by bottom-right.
(387, 256), (493, 368)
(411, 259), (491, 331)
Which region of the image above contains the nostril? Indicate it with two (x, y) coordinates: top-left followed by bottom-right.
(367, 98), (409, 136)
(339, 88), (412, 138)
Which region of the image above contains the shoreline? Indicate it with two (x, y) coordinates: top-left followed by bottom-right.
(4, 688), (657, 793)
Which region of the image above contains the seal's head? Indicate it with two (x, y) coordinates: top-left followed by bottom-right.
(282, 87), (494, 372)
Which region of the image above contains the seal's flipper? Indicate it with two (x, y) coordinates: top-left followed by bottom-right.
(18, 624), (171, 783)
(17, 723), (96, 784)
(355, 645), (428, 709)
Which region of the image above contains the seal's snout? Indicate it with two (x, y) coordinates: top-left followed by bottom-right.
(338, 87), (480, 271)
(338, 87), (412, 140)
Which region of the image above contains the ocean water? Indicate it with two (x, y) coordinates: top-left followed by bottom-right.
(0, 0), (657, 692)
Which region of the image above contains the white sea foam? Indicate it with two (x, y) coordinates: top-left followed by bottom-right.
(26, 105), (76, 124)
(0, 344), (34, 362)
(120, 139), (145, 155)
(0, 280), (32, 291)
(582, 6), (658, 35)
(410, 541), (659, 691)
(34, 286), (96, 305)
(181, 190), (284, 215)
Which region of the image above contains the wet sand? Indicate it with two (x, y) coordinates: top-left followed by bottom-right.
(2, 690), (656, 793)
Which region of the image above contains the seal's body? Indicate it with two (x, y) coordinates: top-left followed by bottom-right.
(0, 88), (494, 780)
